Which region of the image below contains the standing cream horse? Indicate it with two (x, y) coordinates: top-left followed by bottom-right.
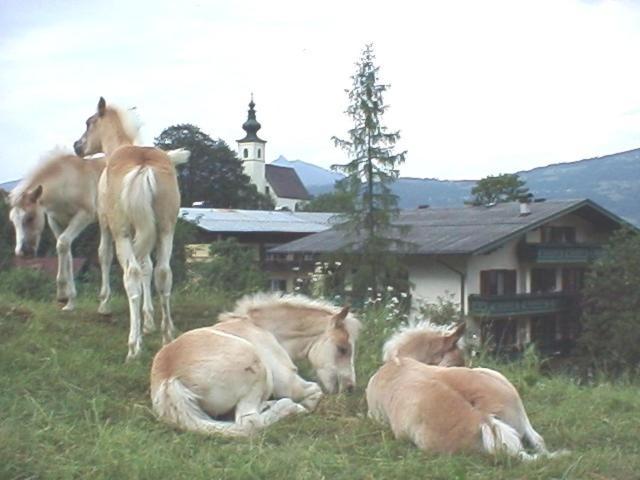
(151, 295), (360, 436)
(74, 97), (189, 361)
(9, 150), (105, 311)
(367, 321), (564, 460)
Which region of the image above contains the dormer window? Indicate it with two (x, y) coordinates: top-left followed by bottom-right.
(243, 148), (248, 159)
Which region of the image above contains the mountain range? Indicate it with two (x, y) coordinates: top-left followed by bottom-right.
(273, 148), (640, 226)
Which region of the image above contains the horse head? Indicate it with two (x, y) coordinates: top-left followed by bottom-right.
(383, 321), (466, 367)
(74, 97), (140, 156)
(9, 185), (46, 257)
(308, 305), (358, 394)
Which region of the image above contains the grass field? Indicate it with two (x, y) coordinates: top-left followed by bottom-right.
(1, 291), (639, 480)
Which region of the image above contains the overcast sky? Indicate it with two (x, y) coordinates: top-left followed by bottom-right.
(2, 0), (640, 184)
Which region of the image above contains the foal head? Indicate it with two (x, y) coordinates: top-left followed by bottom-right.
(308, 306), (359, 394)
(74, 97), (139, 156)
(383, 321), (466, 367)
(9, 186), (46, 257)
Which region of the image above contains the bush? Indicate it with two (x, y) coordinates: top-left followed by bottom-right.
(188, 238), (267, 297)
(578, 228), (640, 374)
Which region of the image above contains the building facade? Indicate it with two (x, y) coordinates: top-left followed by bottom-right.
(269, 199), (628, 355)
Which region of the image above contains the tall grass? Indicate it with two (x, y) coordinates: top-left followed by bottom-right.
(1, 292), (639, 479)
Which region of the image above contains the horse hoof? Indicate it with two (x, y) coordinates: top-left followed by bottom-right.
(98, 305), (112, 315)
(143, 323), (156, 334)
(62, 304), (75, 312)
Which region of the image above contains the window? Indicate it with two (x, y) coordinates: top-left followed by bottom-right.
(243, 148), (248, 159)
(258, 148), (261, 158)
(562, 267), (585, 292)
(542, 226), (576, 244)
(480, 270), (517, 296)
(531, 268), (556, 293)
(265, 186), (270, 195)
(270, 279), (287, 292)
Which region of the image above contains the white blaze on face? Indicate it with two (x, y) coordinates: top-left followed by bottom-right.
(9, 207), (26, 256)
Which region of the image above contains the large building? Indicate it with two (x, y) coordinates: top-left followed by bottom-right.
(270, 199), (629, 354)
(237, 98), (310, 210)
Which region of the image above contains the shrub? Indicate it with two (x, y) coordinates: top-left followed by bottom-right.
(189, 238), (267, 297)
(578, 228), (640, 374)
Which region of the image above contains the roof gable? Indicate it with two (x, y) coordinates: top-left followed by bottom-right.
(265, 164), (310, 200)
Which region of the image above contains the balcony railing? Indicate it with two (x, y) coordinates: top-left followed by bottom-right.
(468, 292), (578, 318)
(518, 243), (603, 264)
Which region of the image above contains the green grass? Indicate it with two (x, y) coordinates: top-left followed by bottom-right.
(1, 292), (639, 479)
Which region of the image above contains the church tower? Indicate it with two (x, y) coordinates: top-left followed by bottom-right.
(237, 95), (268, 195)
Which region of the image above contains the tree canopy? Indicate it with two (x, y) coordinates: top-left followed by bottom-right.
(470, 173), (530, 205)
(578, 228), (640, 373)
(154, 124), (274, 209)
(331, 44), (409, 295)
(300, 179), (354, 213)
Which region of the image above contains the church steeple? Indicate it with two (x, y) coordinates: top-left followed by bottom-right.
(238, 94), (266, 143)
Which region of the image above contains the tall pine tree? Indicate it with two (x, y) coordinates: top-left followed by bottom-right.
(331, 44), (408, 295)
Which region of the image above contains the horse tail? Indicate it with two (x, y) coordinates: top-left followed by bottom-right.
(121, 165), (157, 258)
(166, 148), (191, 166)
(152, 377), (252, 437)
(480, 415), (540, 461)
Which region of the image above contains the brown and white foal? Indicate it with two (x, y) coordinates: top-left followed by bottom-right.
(367, 321), (564, 460)
(74, 97), (189, 361)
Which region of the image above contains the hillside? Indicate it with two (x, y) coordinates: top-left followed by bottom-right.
(275, 149), (640, 225)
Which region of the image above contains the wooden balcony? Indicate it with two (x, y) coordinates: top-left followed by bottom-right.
(468, 292), (578, 318)
(518, 243), (603, 264)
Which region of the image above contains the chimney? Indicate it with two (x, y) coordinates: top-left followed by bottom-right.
(519, 193), (533, 216)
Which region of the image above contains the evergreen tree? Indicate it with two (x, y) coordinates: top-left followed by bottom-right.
(155, 124), (274, 209)
(331, 44), (408, 295)
(470, 173), (530, 206)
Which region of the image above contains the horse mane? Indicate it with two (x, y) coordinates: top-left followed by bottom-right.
(382, 319), (460, 363)
(228, 292), (362, 340)
(9, 147), (74, 205)
(109, 105), (143, 145)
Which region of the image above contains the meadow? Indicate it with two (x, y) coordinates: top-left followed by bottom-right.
(1, 290), (639, 480)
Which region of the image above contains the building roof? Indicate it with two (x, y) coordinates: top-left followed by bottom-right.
(237, 98), (266, 144)
(179, 207), (337, 234)
(0, 179), (19, 192)
(265, 164), (311, 200)
(270, 199), (628, 255)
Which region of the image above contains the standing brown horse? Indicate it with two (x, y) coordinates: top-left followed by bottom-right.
(74, 97), (189, 361)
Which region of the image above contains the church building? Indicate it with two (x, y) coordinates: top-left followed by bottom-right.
(237, 97), (310, 210)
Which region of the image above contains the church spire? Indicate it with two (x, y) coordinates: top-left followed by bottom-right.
(238, 94), (266, 143)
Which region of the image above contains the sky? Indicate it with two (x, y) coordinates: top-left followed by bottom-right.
(2, 0), (640, 184)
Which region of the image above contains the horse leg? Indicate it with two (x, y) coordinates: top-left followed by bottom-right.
(115, 237), (144, 362)
(47, 216), (67, 304)
(57, 211), (94, 311)
(235, 393), (306, 434)
(154, 230), (175, 344)
(97, 220), (113, 315)
(270, 363), (323, 412)
(141, 255), (155, 334)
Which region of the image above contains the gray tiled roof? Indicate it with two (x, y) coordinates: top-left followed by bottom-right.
(179, 208), (337, 234)
(265, 164), (311, 200)
(270, 199), (627, 255)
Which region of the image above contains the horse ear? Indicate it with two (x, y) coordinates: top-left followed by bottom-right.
(97, 97), (106, 116)
(331, 305), (350, 329)
(29, 185), (43, 203)
(445, 322), (466, 348)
